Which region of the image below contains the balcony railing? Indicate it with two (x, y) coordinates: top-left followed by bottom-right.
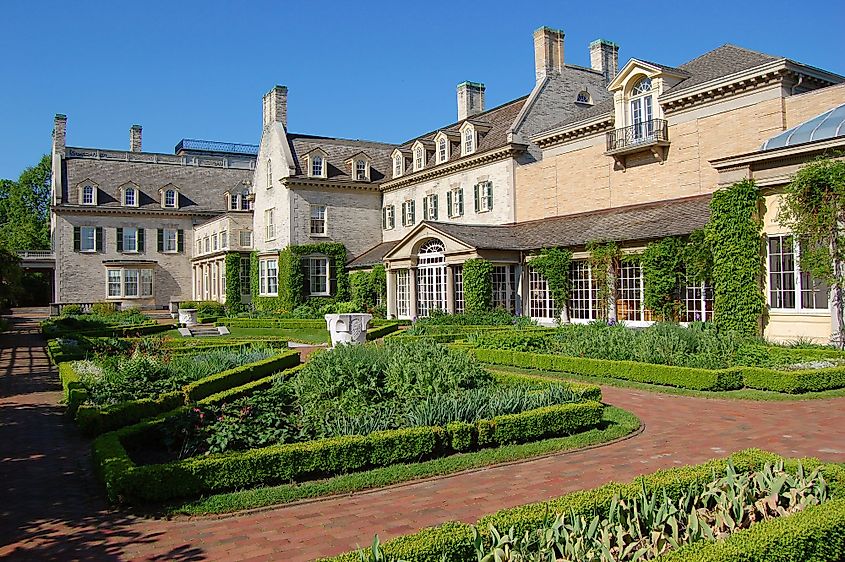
(606, 119), (669, 154)
(17, 250), (55, 260)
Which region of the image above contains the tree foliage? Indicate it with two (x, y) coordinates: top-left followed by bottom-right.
(778, 156), (845, 347)
(0, 154), (51, 251)
(705, 179), (765, 337)
(462, 258), (493, 313)
(530, 247), (573, 318)
(0, 248), (23, 308)
(224, 252), (245, 313)
(350, 264), (387, 312)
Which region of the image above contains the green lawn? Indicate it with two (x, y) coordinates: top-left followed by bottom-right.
(488, 365), (845, 401)
(169, 327), (329, 345)
(165, 406), (639, 517)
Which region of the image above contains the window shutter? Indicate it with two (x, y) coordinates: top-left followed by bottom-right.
(432, 195), (438, 220)
(73, 227), (81, 252)
(138, 229), (145, 252)
(446, 191), (452, 218)
(328, 258), (338, 296)
(116, 228), (123, 252)
(474, 184), (480, 213)
(382, 207), (386, 229)
(486, 183), (493, 211)
(410, 200), (415, 224)
(458, 188), (464, 216)
(422, 197), (429, 221)
(389, 205), (395, 229)
(157, 229), (164, 252)
(177, 230), (184, 253)
(95, 227), (104, 252)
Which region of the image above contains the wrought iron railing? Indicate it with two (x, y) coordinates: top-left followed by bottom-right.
(606, 119), (669, 152)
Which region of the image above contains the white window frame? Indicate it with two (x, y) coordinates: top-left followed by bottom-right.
(396, 269), (410, 318)
(462, 126), (475, 155)
(220, 230), (228, 249)
(259, 257), (278, 296)
(163, 189), (177, 208)
(476, 181), (493, 213)
(82, 184), (96, 205)
(491, 265), (516, 313)
(80, 226), (97, 253)
(568, 260), (598, 323)
(617, 260), (651, 327)
(355, 159), (369, 181)
(266, 159), (273, 189)
(383, 205), (395, 230)
(402, 200), (415, 227)
(311, 155), (324, 178)
(162, 228), (178, 253)
(106, 267), (153, 299)
(449, 187), (464, 218)
(413, 145), (424, 171)
(767, 234), (830, 312)
(310, 205), (327, 236)
(423, 194), (438, 221)
(528, 266), (556, 322)
(204, 236), (210, 253)
(393, 154), (403, 177)
(239, 230), (253, 248)
(122, 227), (138, 253)
(437, 136), (449, 164)
(212, 232), (219, 251)
(308, 256), (330, 296)
(123, 187), (137, 207)
(265, 208), (276, 241)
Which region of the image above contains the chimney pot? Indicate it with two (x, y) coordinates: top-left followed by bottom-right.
(262, 85), (288, 129)
(590, 39), (619, 86)
(456, 81), (485, 121)
(533, 26), (565, 83)
(130, 124), (142, 152)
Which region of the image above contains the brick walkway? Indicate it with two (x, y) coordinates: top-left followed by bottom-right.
(1, 309), (844, 561)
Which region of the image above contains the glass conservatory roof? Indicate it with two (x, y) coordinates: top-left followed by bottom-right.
(762, 103), (845, 151)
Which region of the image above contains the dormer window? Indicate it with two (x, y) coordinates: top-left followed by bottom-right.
(312, 156), (323, 177)
(460, 123), (476, 156)
(629, 76), (654, 139)
(164, 189), (177, 208)
(438, 138), (448, 163)
(82, 184), (95, 205)
(414, 146), (424, 171)
(392, 151), (405, 178)
(356, 160), (367, 180)
(241, 189), (251, 210)
(229, 192), (238, 210)
(347, 155), (371, 181)
(123, 187), (136, 207)
(576, 90), (592, 105)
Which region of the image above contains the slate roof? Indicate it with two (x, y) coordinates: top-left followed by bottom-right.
(288, 134), (396, 184)
(348, 240), (399, 268)
(421, 194), (712, 251)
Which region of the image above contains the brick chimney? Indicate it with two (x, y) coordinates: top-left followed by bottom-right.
(534, 27), (565, 83)
(457, 81), (485, 121)
(52, 114), (67, 156)
(590, 39), (619, 85)
(130, 124), (142, 152)
(262, 85), (288, 129)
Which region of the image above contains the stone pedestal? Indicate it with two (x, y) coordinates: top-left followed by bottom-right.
(178, 308), (198, 327)
(325, 313), (373, 347)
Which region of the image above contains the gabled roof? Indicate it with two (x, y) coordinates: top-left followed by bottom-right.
(347, 241), (399, 268)
(762, 103), (845, 150)
(288, 134), (396, 184)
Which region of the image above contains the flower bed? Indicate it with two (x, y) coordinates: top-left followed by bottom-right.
(41, 308), (169, 338)
(326, 450), (845, 562)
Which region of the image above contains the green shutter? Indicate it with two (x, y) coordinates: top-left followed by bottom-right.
(458, 188), (464, 216)
(177, 229), (184, 253)
(138, 228), (145, 252)
(382, 207), (386, 229)
(432, 194), (438, 220)
(474, 184), (480, 213)
(486, 182), (493, 210)
(422, 197), (428, 221)
(116, 228), (123, 252)
(157, 229), (164, 252)
(446, 191), (453, 218)
(410, 200), (415, 224)
(95, 227), (104, 252)
(389, 206), (394, 229)
(73, 227), (80, 251)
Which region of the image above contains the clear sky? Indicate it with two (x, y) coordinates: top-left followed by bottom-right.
(2, 0), (844, 179)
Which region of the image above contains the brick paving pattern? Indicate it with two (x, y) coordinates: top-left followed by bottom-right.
(1, 308), (844, 561)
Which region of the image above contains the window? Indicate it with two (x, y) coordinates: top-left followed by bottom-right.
(569, 261), (598, 321)
(629, 76), (654, 140)
(106, 268), (153, 299)
(491, 265), (516, 313)
(79, 226), (97, 252)
(240, 257), (251, 295)
(438, 137), (448, 164)
(396, 269), (410, 318)
(162, 229), (178, 253)
(382, 205), (395, 230)
(241, 190), (251, 210)
(266, 159), (273, 188)
(474, 181), (493, 213)
(683, 280), (714, 322)
(528, 266), (555, 320)
(220, 230), (228, 249)
(239, 230), (253, 247)
(121, 227), (139, 253)
(265, 208), (276, 240)
(230, 192), (239, 210)
(82, 185), (95, 205)
(768, 235), (829, 310)
(447, 187), (464, 217)
(414, 146), (424, 171)
(211, 263), (217, 298)
(463, 127), (474, 154)
(311, 156), (324, 177)
(310, 205), (327, 236)
(423, 194), (438, 221)
(402, 200), (415, 226)
(618, 260), (650, 322)
(196, 240), (202, 255)
(453, 266), (464, 314)
(308, 257), (329, 295)
(576, 91), (591, 104)
(124, 187), (136, 207)
(259, 258), (278, 295)
(212, 233), (218, 251)
(204, 236), (210, 253)
(416, 239), (447, 317)
(164, 189), (177, 208)
(394, 155), (403, 177)
(355, 159), (368, 181)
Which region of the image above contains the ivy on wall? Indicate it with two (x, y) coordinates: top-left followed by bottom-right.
(641, 236), (686, 321)
(350, 264), (387, 312)
(224, 252), (244, 313)
(587, 241), (622, 321)
(530, 247), (573, 317)
(463, 258), (493, 313)
(683, 228), (713, 284)
(705, 179), (765, 336)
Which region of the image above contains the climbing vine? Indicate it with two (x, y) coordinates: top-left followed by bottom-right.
(683, 228), (713, 284)
(641, 237), (686, 321)
(350, 264), (387, 311)
(530, 247), (573, 317)
(463, 258), (493, 313)
(705, 179), (765, 336)
(587, 241), (622, 321)
(224, 252), (244, 313)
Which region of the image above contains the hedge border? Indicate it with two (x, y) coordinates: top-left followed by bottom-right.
(366, 323), (400, 341)
(323, 450), (845, 562)
(94, 398), (603, 504)
(67, 350), (300, 435)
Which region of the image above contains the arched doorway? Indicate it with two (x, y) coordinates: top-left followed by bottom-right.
(416, 239), (447, 317)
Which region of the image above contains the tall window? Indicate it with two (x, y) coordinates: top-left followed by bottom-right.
(438, 138), (448, 163)
(80, 226), (97, 252)
(230, 192), (239, 210)
(768, 235), (829, 310)
(618, 260), (648, 322)
(220, 230), (228, 249)
(122, 227), (138, 252)
(310, 205), (327, 235)
(528, 266), (555, 320)
(414, 146), (424, 171)
(162, 229), (178, 253)
(453, 266), (464, 314)
(448, 187), (464, 217)
(259, 258), (278, 295)
(402, 200), (415, 226)
(164, 189), (177, 208)
(308, 257), (329, 295)
(240, 256), (251, 295)
(629, 76), (654, 140)
(124, 187), (136, 207)
(107, 270), (121, 297)
(416, 239), (447, 317)
(311, 156), (324, 177)
(266, 159), (273, 188)
(212, 233), (218, 251)
(464, 128), (474, 154)
(211, 263), (218, 298)
(241, 189), (251, 210)
(82, 185), (95, 205)
(394, 155), (402, 177)
(204, 236), (210, 253)
(491, 265), (516, 312)
(382, 205), (395, 230)
(239, 230), (253, 247)
(569, 261), (598, 321)
(356, 159), (367, 180)
(265, 208), (276, 240)
(683, 281), (714, 322)
(396, 269), (410, 318)
(423, 194), (438, 220)
(475, 181), (493, 213)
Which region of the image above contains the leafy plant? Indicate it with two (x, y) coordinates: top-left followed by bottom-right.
(529, 247), (573, 319)
(641, 236), (686, 321)
(463, 259), (494, 313)
(587, 241), (622, 322)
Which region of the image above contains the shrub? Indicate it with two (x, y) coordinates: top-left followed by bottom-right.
(60, 304), (83, 316)
(462, 259), (493, 313)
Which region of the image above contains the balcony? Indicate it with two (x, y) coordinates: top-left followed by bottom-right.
(605, 119), (670, 169)
(17, 250), (55, 269)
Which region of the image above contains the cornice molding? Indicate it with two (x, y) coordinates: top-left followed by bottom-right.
(52, 205), (221, 218)
(281, 178), (382, 192)
(710, 137), (845, 169)
(533, 115), (614, 149)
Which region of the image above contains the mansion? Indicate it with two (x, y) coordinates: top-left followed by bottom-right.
(48, 27), (845, 343)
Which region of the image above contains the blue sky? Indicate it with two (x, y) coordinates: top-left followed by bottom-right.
(2, 0), (844, 179)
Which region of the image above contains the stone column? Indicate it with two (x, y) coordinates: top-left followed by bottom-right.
(409, 267), (418, 319)
(445, 265), (455, 314)
(514, 264), (524, 316)
(386, 269), (397, 319)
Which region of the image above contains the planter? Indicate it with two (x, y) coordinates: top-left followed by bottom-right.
(325, 313), (373, 347)
(178, 308), (198, 327)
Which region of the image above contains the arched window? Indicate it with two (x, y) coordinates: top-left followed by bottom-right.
(629, 76), (654, 140)
(576, 91), (591, 104)
(414, 146), (424, 171)
(123, 187), (136, 206)
(416, 239), (447, 317)
(394, 155), (402, 177)
(164, 189), (177, 208)
(266, 159), (273, 188)
(438, 138), (447, 163)
(312, 155), (323, 177)
(82, 185), (95, 205)
(464, 128), (474, 154)
(631, 77), (652, 95)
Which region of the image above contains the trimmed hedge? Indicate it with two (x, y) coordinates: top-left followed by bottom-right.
(44, 322), (172, 339)
(324, 449), (845, 562)
(215, 318), (327, 329)
(94, 399), (603, 504)
(739, 365), (845, 394)
(366, 323), (400, 341)
(58, 362), (89, 416)
(67, 351), (301, 435)
(489, 371), (602, 402)
(472, 348), (743, 391)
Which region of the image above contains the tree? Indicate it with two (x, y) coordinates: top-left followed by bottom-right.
(0, 154), (51, 251)
(0, 248), (23, 309)
(778, 156), (845, 348)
